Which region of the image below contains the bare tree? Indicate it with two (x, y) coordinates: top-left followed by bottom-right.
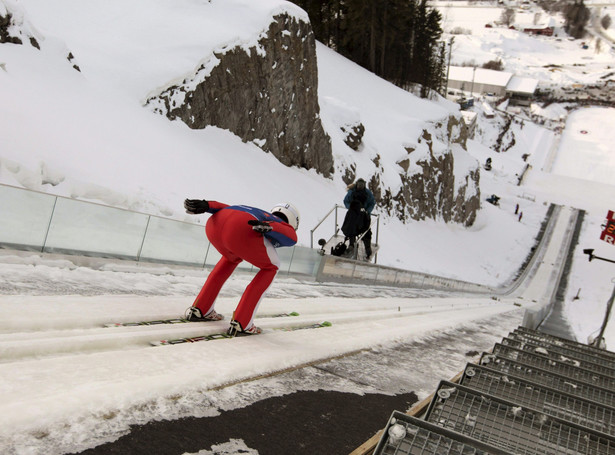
(500, 8), (516, 27)
(482, 59), (504, 70)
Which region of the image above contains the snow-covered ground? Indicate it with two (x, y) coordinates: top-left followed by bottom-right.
(437, 0), (615, 86)
(1, 0), (615, 454)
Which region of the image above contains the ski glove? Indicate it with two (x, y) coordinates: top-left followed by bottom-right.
(184, 199), (209, 214)
(248, 219), (272, 233)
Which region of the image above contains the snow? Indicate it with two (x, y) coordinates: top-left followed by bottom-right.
(439, 2), (615, 87)
(11, 0), (308, 99)
(1, 0), (615, 453)
(552, 108), (615, 186)
(507, 75), (539, 94)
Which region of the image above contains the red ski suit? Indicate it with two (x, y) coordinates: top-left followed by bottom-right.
(193, 201), (297, 330)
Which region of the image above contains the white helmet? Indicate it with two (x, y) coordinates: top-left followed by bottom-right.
(271, 203), (300, 230)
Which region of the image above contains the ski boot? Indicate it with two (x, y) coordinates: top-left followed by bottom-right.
(185, 306), (224, 322)
(227, 320), (262, 337)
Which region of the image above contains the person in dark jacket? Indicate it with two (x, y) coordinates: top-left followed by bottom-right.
(341, 178), (375, 259)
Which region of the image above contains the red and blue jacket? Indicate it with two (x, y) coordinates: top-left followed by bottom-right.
(205, 201), (297, 248)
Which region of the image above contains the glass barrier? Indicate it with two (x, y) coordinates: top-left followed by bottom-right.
(276, 247), (294, 274)
(322, 256), (356, 278)
(284, 246), (322, 276)
(0, 185), (56, 250)
(376, 267), (398, 284)
(44, 198), (149, 259)
(0, 184), (494, 292)
(139, 216), (209, 266)
(393, 271), (416, 286)
(353, 262), (379, 281)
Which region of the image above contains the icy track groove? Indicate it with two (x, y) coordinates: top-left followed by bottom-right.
(0, 294), (518, 435)
(0, 298), (502, 361)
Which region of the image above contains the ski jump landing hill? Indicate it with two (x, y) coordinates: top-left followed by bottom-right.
(0, 182), (595, 455)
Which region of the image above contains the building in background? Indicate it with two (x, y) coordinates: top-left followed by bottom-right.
(447, 66), (538, 106)
(447, 66), (512, 97)
(506, 76), (539, 106)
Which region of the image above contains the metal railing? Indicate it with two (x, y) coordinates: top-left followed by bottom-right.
(310, 204), (380, 261)
(0, 183), (561, 296)
(0, 183), (322, 277)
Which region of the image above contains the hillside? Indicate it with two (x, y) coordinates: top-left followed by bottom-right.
(0, 0), (551, 287)
(1, 1), (615, 454)
(1, 0), (615, 315)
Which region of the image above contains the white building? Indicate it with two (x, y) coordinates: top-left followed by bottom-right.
(447, 66), (513, 97)
(506, 75), (539, 106)
(447, 66), (538, 105)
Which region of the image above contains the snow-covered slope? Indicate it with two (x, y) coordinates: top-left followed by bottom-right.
(2, 1), (615, 453)
(0, 278), (522, 454)
(0, 0), (548, 287)
(1, 0), (614, 329)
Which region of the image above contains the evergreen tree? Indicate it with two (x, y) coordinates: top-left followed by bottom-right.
(290, 0), (445, 98)
(432, 41), (448, 97)
(564, 0), (590, 39)
(410, 1), (443, 97)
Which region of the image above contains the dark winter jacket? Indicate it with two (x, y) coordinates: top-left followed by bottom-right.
(343, 187), (375, 214)
(341, 203), (370, 237)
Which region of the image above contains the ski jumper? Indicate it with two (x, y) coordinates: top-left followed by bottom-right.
(192, 201), (297, 330)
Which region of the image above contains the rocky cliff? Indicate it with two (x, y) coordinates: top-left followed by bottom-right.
(146, 13), (333, 177)
(399, 118), (480, 227)
(1, 3), (80, 71)
(339, 114), (480, 227)
(146, 10), (479, 226)
(0, 6), (39, 48)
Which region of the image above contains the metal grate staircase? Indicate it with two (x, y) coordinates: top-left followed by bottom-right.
(373, 326), (615, 454)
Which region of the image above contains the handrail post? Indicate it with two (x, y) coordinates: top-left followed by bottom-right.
(333, 204), (338, 235)
(374, 214), (380, 264)
(41, 196), (58, 253)
(202, 242), (211, 268)
(287, 246), (296, 276)
(136, 215), (151, 262)
(310, 204), (343, 249)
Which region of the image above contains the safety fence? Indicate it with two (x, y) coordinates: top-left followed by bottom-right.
(0, 184), (321, 277)
(0, 183), (525, 293)
(315, 254), (492, 293)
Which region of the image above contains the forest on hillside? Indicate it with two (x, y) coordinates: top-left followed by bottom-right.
(291, 0), (448, 98)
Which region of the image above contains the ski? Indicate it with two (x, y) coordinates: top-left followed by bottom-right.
(277, 321), (332, 332)
(150, 321), (332, 346)
(104, 312), (300, 328)
(104, 318), (189, 328)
